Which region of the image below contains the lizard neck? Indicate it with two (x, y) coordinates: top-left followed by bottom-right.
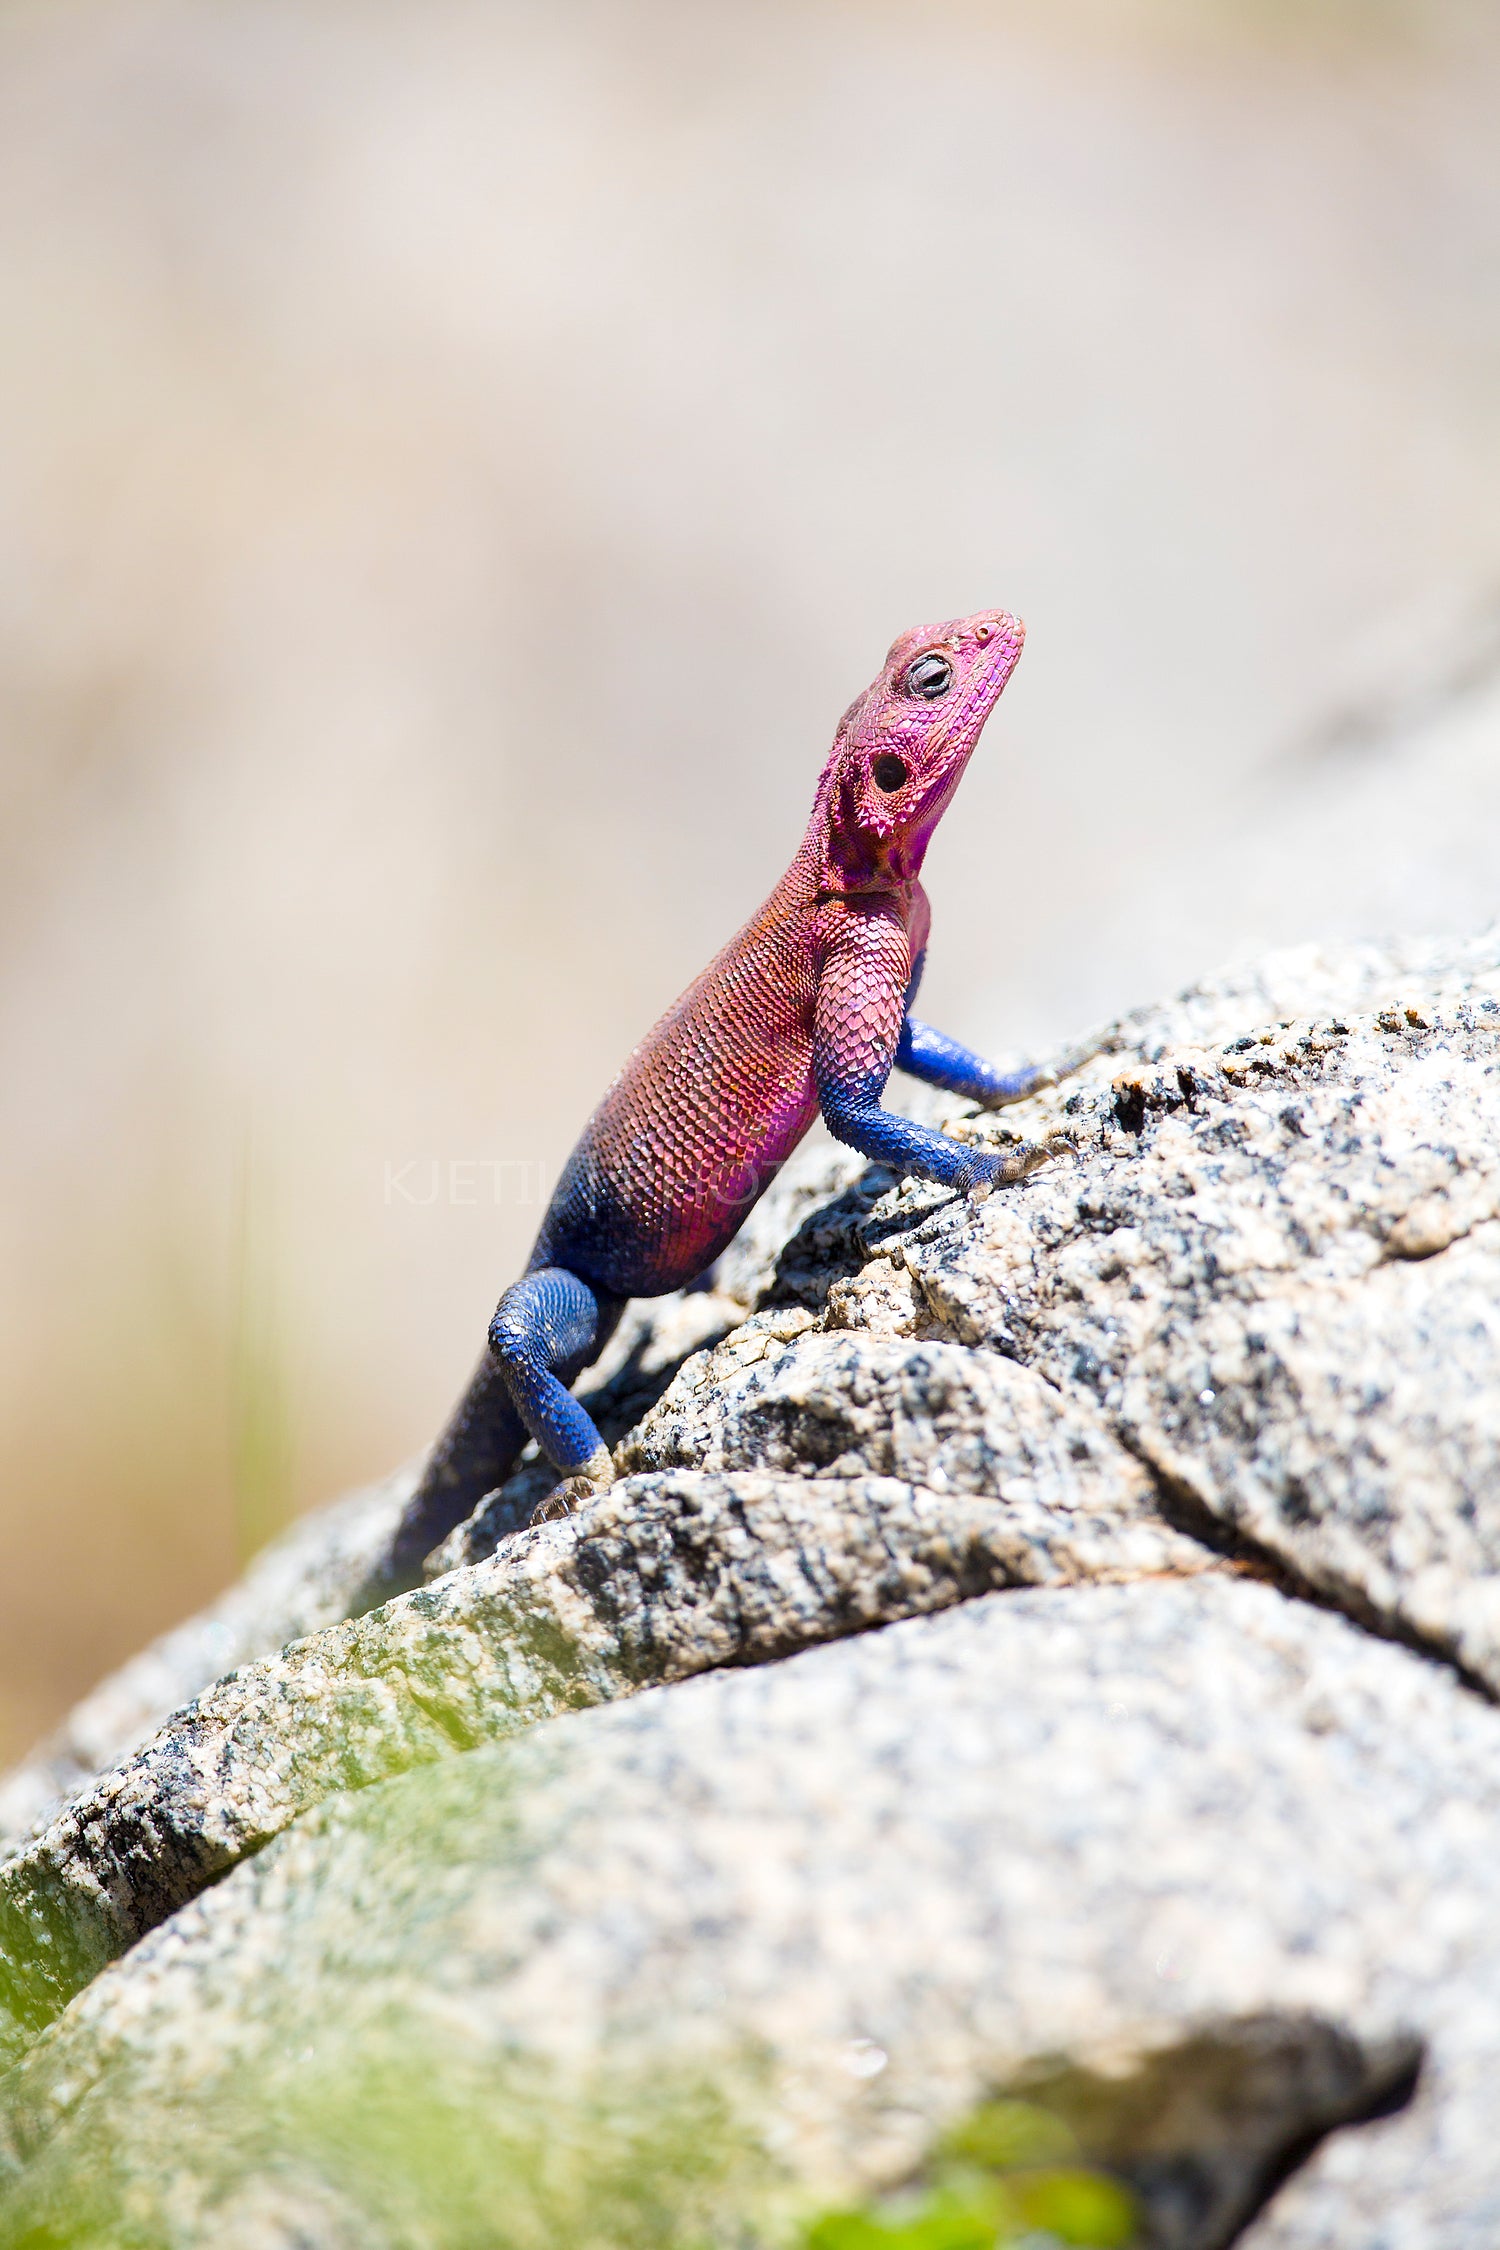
(796, 768), (925, 906)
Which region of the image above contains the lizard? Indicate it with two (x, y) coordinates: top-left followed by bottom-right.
(371, 608), (1095, 1599)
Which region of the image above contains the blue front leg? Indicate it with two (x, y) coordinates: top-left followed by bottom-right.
(821, 1070), (989, 1189)
(896, 1016), (1055, 1107)
(814, 906), (1069, 1195)
(895, 948), (1101, 1109)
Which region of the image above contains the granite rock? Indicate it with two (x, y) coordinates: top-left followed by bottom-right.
(832, 954), (1500, 1691)
(0, 1290), (768, 1852)
(7, 934), (1500, 2243)
(0, 1471), (418, 1853)
(0, 1580), (1487, 2248)
(0, 1464), (1209, 2066)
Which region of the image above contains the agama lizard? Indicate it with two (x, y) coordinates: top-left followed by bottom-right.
(375, 609), (1089, 1595)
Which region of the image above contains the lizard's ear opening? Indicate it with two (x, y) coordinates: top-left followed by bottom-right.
(873, 754), (909, 793)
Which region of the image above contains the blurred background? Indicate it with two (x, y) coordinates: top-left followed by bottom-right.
(3, 0), (1500, 1757)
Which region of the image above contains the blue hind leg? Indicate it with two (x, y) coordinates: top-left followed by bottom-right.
(489, 1267), (620, 1513)
(365, 1268), (619, 1607)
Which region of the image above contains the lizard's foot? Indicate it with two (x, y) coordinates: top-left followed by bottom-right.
(1048, 1028), (1125, 1081)
(528, 1446), (616, 1527)
(975, 1031), (1123, 1110)
(973, 1063), (1060, 1111)
(964, 1131), (1076, 1203)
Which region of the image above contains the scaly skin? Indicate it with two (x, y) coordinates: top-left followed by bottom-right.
(374, 610), (1089, 1596)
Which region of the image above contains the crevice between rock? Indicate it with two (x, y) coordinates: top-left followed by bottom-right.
(1119, 1429), (1500, 1707)
(1009, 2012), (1423, 2250)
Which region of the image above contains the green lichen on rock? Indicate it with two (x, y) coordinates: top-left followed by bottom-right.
(0, 2028), (777, 2249)
(0, 1460), (1204, 2071)
(803, 2098), (1137, 2248)
(0, 1753), (785, 2250)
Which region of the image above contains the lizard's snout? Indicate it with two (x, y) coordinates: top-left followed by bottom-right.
(971, 609), (1024, 649)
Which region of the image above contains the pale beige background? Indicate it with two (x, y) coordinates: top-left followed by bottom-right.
(3, 0), (1499, 1753)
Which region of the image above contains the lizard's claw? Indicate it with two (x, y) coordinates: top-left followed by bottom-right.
(1051, 1030), (1125, 1078)
(963, 1130), (1076, 1203)
(527, 1447), (616, 1528)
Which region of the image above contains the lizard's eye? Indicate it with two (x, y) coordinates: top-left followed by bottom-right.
(873, 754), (909, 792)
(904, 652), (953, 701)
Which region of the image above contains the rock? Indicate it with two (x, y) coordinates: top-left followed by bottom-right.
(840, 959), (1500, 1693)
(0, 1580), (1486, 2248)
(8, 930), (1500, 2244)
(0, 1470), (419, 1852)
(0, 1279), (750, 1850)
(0, 1465), (1210, 2066)
(620, 1319), (1147, 1495)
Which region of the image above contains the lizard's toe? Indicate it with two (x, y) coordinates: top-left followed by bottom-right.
(527, 1447), (616, 1528)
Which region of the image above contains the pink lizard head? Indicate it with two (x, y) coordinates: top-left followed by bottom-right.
(816, 609), (1026, 891)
